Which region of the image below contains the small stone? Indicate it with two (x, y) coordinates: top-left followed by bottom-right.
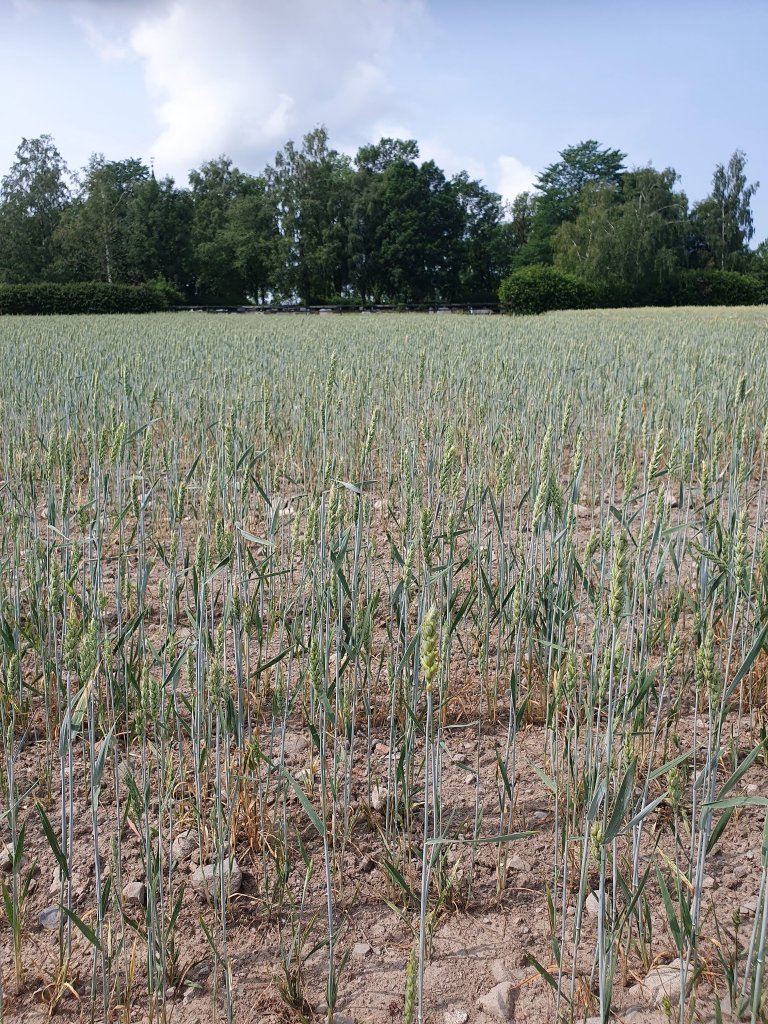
(490, 959), (511, 982)
(623, 1007), (665, 1023)
(0, 843), (25, 873)
(171, 829), (199, 864)
(530, 810), (548, 822)
(370, 784), (387, 812)
(478, 981), (516, 1020)
(123, 881), (147, 908)
(508, 855), (531, 873)
(313, 1007), (353, 1024)
(190, 858), (243, 899)
(640, 958), (690, 1008)
(702, 874), (714, 889)
(374, 742), (390, 755)
(352, 942), (372, 959)
(745, 783), (760, 797)
(585, 892), (600, 918)
(444, 1008), (469, 1024)
(451, 752), (467, 765)
(280, 732), (308, 759)
(70, 873), (87, 900)
(39, 905), (62, 930)
(664, 488), (679, 508)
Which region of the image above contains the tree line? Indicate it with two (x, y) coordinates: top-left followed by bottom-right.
(0, 130), (765, 307)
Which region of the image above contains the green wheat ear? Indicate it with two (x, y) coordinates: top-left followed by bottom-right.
(403, 946), (417, 1024)
(421, 606), (440, 696)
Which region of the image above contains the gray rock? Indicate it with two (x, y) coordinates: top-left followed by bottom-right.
(171, 828), (199, 864)
(444, 1008), (469, 1024)
(478, 981), (516, 1020)
(585, 891), (600, 918)
(39, 905), (62, 930)
(370, 783), (387, 812)
(707, 992), (751, 1022)
(508, 855), (531, 873)
(0, 842), (24, 873)
(739, 898), (758, 918)
(191, 858), (242, 899)
(352, 942), (372, 959)
(280, 732), (308, 759)
(623, 1007), (664, 1022)
(51, 865), (64, 894)
(639, 958), (690, 1008)
(123, 881), (147, 908)
(490, 958), (511, 982)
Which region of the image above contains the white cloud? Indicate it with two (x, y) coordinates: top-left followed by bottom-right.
(71, 13), (131, 61)
(418, 138), (486, 182)
(494, 154), (537, 204)
(70, 0), (426, 179)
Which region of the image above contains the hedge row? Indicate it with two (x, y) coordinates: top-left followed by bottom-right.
(498, 266), (597, 315)
(0, 281), (182, 315)
(499, 266), (767, 315)
(665, 269), (765, 307)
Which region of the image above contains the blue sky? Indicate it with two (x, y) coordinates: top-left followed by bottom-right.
(2, 0), (767, 239)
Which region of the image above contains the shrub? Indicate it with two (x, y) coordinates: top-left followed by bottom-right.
(0, 282), (183, 315)
(665, 269), (765, 307)
(499, 266), (596, 315)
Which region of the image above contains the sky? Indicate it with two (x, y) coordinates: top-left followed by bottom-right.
(2, 0), (767, 239)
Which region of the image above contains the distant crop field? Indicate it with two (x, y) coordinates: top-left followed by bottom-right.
(0, 308), (767, 1023)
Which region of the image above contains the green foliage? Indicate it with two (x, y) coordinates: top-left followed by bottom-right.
(0, 281), (182, 315)
(554, 168), (689, 304)
(665, 269), (765, 306)
(515, 140), (626, 267)
(189, 156), (278, 304)
(0, 135), (70, 283)
(0, 131), (763, 308)
(266, 127), (354, 305)
(690, 151), (759, 271)
(536, 139), (626, 226)
(498, 265), (596, 314)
